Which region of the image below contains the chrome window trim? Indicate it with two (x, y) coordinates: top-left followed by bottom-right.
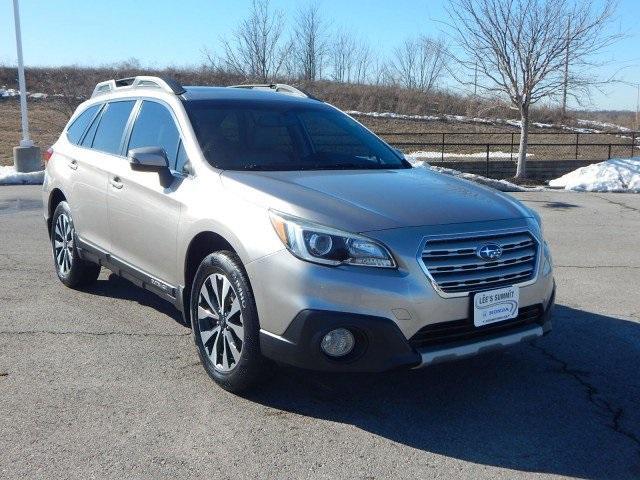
(415, 227), (541, 299)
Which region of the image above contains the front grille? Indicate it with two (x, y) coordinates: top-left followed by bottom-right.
(420, 230), (538, 295)
(409, 304), (543, 349)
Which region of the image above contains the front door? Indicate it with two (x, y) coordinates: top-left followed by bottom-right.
(106, 100), (186, 287)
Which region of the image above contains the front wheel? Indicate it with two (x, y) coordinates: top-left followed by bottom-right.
(51, 201), (101, 288)
(190, 251), (269, 393)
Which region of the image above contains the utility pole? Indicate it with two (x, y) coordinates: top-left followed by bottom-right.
(636, 83), (640, 131)
(474, 61), (478, 96)
(12, 0), (40, 173)
(561, 17), (570, 119)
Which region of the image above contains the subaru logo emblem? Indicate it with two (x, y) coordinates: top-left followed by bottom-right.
(477, 243), (503, 261)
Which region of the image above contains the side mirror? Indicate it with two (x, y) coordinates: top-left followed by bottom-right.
(128, 147), (169, 171)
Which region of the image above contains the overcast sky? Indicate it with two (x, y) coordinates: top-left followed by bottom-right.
(0, 0), (638, 110)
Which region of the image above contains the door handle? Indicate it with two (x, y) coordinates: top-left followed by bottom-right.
(68, 159), (78, 170)
(110, 177), (123, 189)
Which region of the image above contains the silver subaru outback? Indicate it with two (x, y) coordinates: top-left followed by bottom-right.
(43, 76), (555, 392)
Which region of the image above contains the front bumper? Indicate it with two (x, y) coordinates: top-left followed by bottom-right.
(259, 285), (555, 372)
(246, 218), (555, 372)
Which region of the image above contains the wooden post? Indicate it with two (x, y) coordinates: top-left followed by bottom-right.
(441, 133), (445, 161)
(510, 132), (514, 161)
(486, 144), (490, 177)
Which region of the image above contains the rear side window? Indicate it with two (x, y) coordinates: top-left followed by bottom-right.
(127, 101), (180, 169)
(91, 101), (135, 155)
(66, 105), (100, 145)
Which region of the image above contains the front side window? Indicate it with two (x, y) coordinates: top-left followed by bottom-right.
(185, 100), (408, 171)
(176, 141), (189, 173)
(91, 100), (136, 155)
(128, 101), (181, 169)
(66, 105), (100, 145)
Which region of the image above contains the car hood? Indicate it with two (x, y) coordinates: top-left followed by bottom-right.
(220, 167), (531, 232)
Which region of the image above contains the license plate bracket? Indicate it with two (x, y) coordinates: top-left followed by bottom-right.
(473, 286), (519, 327)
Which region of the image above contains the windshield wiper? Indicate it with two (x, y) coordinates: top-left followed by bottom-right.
(228, 162), (406, 172)
(302, 162), (401, 170)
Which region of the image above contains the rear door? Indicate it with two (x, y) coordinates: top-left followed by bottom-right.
(63, 103), (111, 250)
(106, 99), (186, 287)
(71, 100), (136, 252)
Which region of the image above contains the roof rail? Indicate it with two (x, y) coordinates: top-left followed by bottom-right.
(91, 76), (186, 98)
(228, 83), (320, 100)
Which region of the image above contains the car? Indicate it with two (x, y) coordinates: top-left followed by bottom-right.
(43, 76), (555, 393)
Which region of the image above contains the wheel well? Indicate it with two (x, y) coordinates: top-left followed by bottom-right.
(47, 189), (66, 236)
(182, 231), (236, 320)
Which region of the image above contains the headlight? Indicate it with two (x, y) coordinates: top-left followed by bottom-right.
(269, 210), (396, 268)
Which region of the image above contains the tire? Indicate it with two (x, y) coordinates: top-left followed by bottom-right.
(190, 251), (269, 393)
(51, 201), (101, 288)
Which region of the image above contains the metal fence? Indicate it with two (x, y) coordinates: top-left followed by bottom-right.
(379, 131), (639, 165)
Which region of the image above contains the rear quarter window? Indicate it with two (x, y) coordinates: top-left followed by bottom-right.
(66, 105), (100, 145)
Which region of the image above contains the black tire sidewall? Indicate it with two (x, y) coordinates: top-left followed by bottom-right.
(51, 201), (99, 287)
(190, 251), (263, 392)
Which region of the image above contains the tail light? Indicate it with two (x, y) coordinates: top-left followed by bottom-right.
(43, 147), (53, 164)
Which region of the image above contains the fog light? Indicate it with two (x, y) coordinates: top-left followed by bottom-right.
(320, 328), (355, 357)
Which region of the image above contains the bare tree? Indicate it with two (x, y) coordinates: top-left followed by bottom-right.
(291, 2), (328, 81)
(329, 29), (373, 84)
(220, 0), (291, 82)
(201, 46), (220, 71)
(369, 54), (392, 86)
(390, 36), (448, 93)
(330, 29), (356, 83)
(352, 42), (372, 84)
(447, 0), (620, 178)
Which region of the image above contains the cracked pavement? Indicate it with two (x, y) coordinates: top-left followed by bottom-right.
(1, 185), (639, 479)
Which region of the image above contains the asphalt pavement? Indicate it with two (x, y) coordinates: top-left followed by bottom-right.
(1, 185), (639, 479)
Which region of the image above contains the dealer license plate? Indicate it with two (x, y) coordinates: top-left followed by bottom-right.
(473, 286), (519, 327)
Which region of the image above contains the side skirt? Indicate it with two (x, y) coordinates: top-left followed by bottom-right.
(76, 236), (184, 312)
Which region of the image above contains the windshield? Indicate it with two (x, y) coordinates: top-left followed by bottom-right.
(184, 100), (410, 171)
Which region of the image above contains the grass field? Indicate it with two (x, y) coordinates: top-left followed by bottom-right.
(0, 98), (636, 167)
(0, 100), (68, 166)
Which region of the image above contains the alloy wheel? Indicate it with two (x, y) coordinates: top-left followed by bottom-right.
(197, 273), (245, 372)
(53, 213), (74, 275)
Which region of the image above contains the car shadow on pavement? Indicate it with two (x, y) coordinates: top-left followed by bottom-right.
(81, 273), (187, 326)
(518, 199), (581, 210)
(248, 305), (640, 479)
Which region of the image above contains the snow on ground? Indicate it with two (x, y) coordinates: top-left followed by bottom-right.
(347, 110), (631, 134)
(0, 166), (45, 185)
(408, 150), (532, 159)
(549, 158), (640, 192)
(407, 157), (539, 192)
(347, 110), (497, 125)
(577, 119), (632, 133)
(0, 86), (48, 99)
